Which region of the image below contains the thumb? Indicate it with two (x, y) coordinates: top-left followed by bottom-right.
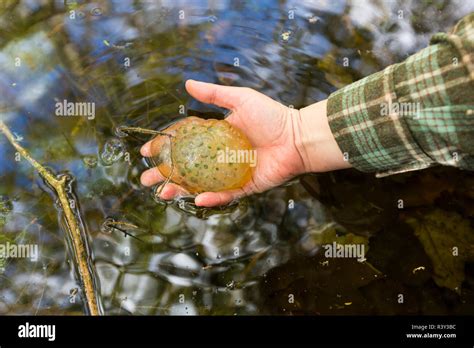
(185, 80), (247, 110)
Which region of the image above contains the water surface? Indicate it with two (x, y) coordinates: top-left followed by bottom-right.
(1, 0), (473, 315)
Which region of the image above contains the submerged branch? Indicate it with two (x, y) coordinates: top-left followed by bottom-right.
(117, 125), (173, 138)
(0, 121), (100, 316)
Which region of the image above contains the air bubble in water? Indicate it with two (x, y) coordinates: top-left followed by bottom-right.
(91, 7), (102, 16)
(100, 138), (126, 166)
(82, 155), (98, 168)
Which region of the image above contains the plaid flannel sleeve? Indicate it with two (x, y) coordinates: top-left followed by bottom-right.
(327, 13), (474, 177)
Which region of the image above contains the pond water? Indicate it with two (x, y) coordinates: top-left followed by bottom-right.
(1, 0), (474, 315)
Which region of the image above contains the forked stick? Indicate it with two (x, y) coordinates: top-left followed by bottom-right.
(0, 121), (100, 315)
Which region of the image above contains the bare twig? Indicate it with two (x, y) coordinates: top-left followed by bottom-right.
(117, 126), (172, 137)
(0, 121), (100, 316)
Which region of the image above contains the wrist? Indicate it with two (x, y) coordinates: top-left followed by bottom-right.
(292, 99), (351, 173)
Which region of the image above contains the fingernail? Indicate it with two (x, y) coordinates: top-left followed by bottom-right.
(162, 186), (176, 200)
(140, 171), (151, 186)
(194, 195), (205, 206)
(189, 80), (207, 85)
(140, 142), (151, 157)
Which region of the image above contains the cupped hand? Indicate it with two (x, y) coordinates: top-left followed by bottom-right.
(140, 80), (307, 207)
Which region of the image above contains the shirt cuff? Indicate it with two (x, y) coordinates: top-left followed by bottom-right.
(326, 62), (435, 177)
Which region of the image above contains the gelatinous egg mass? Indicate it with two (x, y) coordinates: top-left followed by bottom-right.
(150, 117), (254, 194)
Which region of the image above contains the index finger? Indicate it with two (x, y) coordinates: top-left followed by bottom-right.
(140, 136), (167, 157)
(140, 139), (155, 157)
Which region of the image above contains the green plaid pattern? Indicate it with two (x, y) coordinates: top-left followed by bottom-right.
(327, 13), (474, 176)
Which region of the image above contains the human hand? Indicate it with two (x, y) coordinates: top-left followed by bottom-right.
(140, 80), (350, 207)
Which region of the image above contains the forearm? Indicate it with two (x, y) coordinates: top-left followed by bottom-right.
(293, 100), (352, 173)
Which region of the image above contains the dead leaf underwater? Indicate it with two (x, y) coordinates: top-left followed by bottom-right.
(405, 209), (474, 292)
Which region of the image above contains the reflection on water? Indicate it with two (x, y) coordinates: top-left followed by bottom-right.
(1, 0), (473, 315)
